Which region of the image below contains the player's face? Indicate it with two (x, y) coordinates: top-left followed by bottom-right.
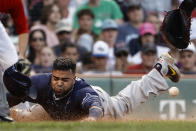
(51, 70), (76, 95)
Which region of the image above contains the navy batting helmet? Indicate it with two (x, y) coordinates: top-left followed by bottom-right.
(3, 64), (34, 99)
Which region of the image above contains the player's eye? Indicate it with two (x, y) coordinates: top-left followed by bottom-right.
(53, 76), (59, 81)
(62, 78), (68, 82)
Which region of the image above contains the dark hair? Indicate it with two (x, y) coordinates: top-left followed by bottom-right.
(27, 29), (47, 63)
(127, 5), (142, 12)
(53, 57), (76, 74)
(29, 29), (47, 42)
(77, 9), (94, 19)
(41, 4), (58, 24)
(61, 42), (78, 53)
(81, 52), (92, 65)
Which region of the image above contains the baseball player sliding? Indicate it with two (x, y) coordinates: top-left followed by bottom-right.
(5, 52), (180, 121)
(0, 0), (29, 122)
(5, 0), (195, 121)
(2, 0), (195, 121)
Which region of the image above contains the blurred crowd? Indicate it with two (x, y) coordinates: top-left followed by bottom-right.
(2, 0), (196, 75)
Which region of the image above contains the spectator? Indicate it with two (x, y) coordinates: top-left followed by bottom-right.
(126, 44), (157, 74)
(61, 43), (79, 64)
(83, 41), (109, 74)
(179, 44), (196, 74)
(56, 0), (75, 22)
(128, 22), (155, 55)
(114, 42), (131, 72)
(77, 33), (94, 60)
(28, 0), (56, 25)
(69, 0), (88, 8)
(31, 4), (61, 47)
(53, 19), (73, 57)
(91, 41), (109, 71)
(60, 43), (83, 73)
(141, 0), (172, 13)
(115, 0), (128, 21)
(74, 9), (98, 43)
(101, 19), (118, 71)
(79, 52), (94, 73)
(27, 29), (47, 65)
(31, 46), (56, 74)
(146, 12), (166, 47)
(128, 22), (169, 64)
(73, 0), (123, 35)
(76, 33), (94, 73)
(116, 1), (143, 44)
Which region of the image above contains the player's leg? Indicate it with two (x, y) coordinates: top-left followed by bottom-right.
(0, 70), (13, 122)
(95, 52), (180, 118)
(116, 52), (180, 115)
(0, 22), (18, 71)
(0, 21), (18, 122)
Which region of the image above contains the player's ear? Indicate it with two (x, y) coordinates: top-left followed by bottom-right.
(73, 76), (76, 80)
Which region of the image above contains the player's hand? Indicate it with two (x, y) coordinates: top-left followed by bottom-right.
(15, 58), (31, 76)
(168, 48), (179, 60)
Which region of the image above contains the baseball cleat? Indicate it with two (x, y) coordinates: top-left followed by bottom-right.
(0, 116), (13, 122)
(154, 52), (181, 82)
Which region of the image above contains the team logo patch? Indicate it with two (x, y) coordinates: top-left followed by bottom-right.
(82, 93), (99, 106)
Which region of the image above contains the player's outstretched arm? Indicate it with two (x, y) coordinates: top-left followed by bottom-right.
(82, 106), (103, 121)
(76, 88), (104, 121)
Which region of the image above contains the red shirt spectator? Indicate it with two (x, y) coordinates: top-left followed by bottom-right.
(0, 0), (29, 34)
(0, 0), (29, 58)
(126, 64), (147, 74)
(125, 44), (158, 74)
